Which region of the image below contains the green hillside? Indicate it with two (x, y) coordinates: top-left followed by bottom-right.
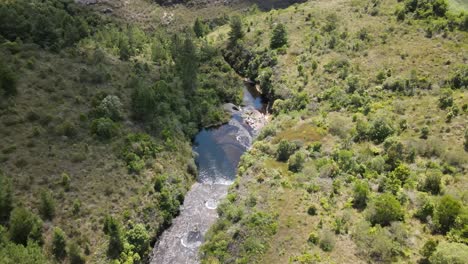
(0, 0), (467, 263)
(201, 0), (468, 263)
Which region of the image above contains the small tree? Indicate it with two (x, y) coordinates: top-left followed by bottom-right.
(277, 140), (298, 162)
(9, 207), (43, 245)
(429, 241), (468, 264)
(368, 193), (404, 226)
(0, 61), (17, 97)
(105, 216), (124, 259)
(438, 89), (453, 109)
(270, 23), (288, 49)
(126, 223), (150, 257)
(288, 151), (305, 172)
(369, 116), (394, 143)
(69, 242), (86, 264)
(228, 16), (244, 45)
(0, 174), (13, 223)
(52, 227), (67, 259)
(193, 17), (206, 38)
(39, 190), (55, 220)
(435, 195), (461, 234)
(353, 180), (370, 209)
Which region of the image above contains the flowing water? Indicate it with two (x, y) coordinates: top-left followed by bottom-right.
(150, 84), (267, 264)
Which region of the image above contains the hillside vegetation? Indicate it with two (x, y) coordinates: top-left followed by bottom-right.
(201, 0), (468, 263)
(0, 0), (245, 262)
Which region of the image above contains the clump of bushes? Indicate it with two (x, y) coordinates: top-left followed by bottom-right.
(319, 230), (335, 252)
(288, 151), (306, 172)
(97, 95), (124, 121)
(367, 193), (404, 226)
(91, 118), (119, 140)
(434, 195), (462, 234)
(353, 180), (370, 209)
(276, 140), (299, 162)
(0, 61), (17, 97)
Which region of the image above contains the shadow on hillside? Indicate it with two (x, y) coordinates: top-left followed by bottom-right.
(245, 0), (307, 10)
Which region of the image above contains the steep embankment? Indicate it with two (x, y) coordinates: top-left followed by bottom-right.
(201, 0), (468, 263)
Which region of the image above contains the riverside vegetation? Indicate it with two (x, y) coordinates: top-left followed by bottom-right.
(0, 0), (467, 263)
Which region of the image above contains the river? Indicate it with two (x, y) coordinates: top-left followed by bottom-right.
(150, 83), (267, 264)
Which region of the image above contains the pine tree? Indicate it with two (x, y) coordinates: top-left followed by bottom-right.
(52, 228), (67, 259)
(39, 190), (55, 220)
(0, 173), (13, 223)
(193, 17), (205, 38)
(228, 16), (244, 46)
(270, 23), (288, 49)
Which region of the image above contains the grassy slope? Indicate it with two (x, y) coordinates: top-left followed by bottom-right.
(202, 0), (467, 263)
(0, 42), (196, 261)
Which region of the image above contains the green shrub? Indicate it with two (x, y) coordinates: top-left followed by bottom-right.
(126, 223), (149, 257)
(91, 118), (118, 140)
(97, 95), (124, 121)
(61, 173), (71, 192)
(369, 116), (394, 143)
(52, 227), (67, 259)
(0, 241), (48, 263)
(307, 232), (319, 245)
(270, 23), (288, 49)
(420, 169), (442, 195)
(420, 239), (438, 263)
(434, 195), (462, 234)
(353, 180), (370, 209)
(420, 126), (430, 139)
(391, 164), (411, 183)
(288, 151), (305, 172)
(276, 140), (298, 162)
(0, 173), (13, 223)
(228, 16), (244, 45)
(415, 195), (435, 222)
(368, 193), (404, 226)
(0, 61), (17, 97)
(438, 89), (453, 109)
(448, 64), (468, 89)
(69, 242), (86, 264)
(319, 230), (335, 252)
(9, 207), (43, 245)
(104, 216), (124, 259)
(39, 190), (55, 220)
(307, 205), (317, 216)
(429, 241), (468, 264)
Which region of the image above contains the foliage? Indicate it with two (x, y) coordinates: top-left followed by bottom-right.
(420, 169), (442, 195)
(105, 216), (124, 259)
(0, 241), (48, 264)
(288, 151), (306, 172)
(125, 223), (149, 257)
(277, 140), (299, 162)
(194, 18), (207, 38)
(319, 230), (335, 252)
(0, 173), (13, 224)
(0, 61), (17, 97)
(448, 64), (468, 89)
(434, 195), (462, 234)
(91, 118), (119, 140)
(51, 228), (67, 259)
(228, 16), (245, 46)
(353, 180), (370, 209)
(438, 89), (453, 109)
(270, 23), (288, 49)
(9, 207), (43, 246)
(68, 242), (86, 264)
(97, 95), (124, 121)
(39, 190), (55, 220)
(429, 241), (468, 264)
(122, 133), (160, 174)
(368, 116), (395, 143)
(0, 0), (91, 49)
(368, 193), (404, 226)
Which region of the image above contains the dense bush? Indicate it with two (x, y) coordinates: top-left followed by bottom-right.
(9, 207), (43, 245)
(276, 140), (298, 162)
(403, 0), (448, 19)
(91, 118), (119, 140)
(97, 95), (124, 121)
(420, 169), (442, 194)
(319, 230), (335, 252)
(288, 151), (306, 172)
(0, 0), (91, 49)
(0, 241), (48, 263)
(0, 173), (13, 224)
(429, 241), (468, 264)
(125, 223), (149, 257)
(39, 190), (55, 220)
(52, 228), (67, 259)
(368, 193), (404, 226)
(448, 65), (468, 89)
(438, 89), (453, 109)
(353, 180), (370, 209)
(0, 61), (17, 97)
(69, 242), (86, 264)
(368, 116), (395, 143)
(434, 195), (461, 234)
(415, 195), (435, 222)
